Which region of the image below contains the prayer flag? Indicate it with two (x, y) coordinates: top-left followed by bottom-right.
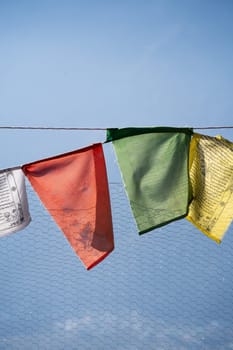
(22, 144), (114, 269)
(107, 127), (193, 234)
(186, 133), (233, 243)
(0, 168), (31, 237)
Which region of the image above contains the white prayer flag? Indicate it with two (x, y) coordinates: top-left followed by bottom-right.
(0, 168), (31, 237)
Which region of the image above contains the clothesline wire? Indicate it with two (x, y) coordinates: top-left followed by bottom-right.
(0, 126), (233, 131)
(0, 126), (106, 131)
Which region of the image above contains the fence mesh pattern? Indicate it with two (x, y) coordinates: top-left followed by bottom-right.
(0, 182), (233, 350)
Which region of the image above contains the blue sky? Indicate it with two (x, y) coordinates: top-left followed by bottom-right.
(0, 1), (233, 349)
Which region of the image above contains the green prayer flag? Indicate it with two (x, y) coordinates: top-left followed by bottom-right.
(107, 127), (193, 234)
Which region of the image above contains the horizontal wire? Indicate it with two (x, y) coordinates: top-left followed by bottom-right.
(194, 126), (233, 130)
(0, 126), (107, 131)
(0, 125), (233, 131)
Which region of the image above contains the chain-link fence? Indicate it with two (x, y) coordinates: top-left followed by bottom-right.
(0, 182), (233, 350)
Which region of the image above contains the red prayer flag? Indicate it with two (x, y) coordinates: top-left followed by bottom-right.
(22, 143), (114, 269)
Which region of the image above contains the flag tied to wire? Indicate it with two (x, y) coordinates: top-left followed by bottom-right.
(22, 143), (114, 269)
(107, 127), (193, 234)
(186, 133), (233, 243)
(0, 168), (31, 237)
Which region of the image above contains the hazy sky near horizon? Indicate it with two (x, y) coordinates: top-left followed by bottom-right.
(0, 1), (233, 349)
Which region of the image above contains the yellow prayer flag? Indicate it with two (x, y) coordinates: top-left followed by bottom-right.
(186, 133), (233, 243)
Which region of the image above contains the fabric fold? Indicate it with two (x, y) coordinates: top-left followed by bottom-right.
(0, 168), (31, 237)
(22, 143), (114, 269)
(107, 127), (193, 234)
(186, 133), (233, 243)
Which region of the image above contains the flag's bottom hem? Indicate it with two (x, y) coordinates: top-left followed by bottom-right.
(86, 247), (114, 270)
